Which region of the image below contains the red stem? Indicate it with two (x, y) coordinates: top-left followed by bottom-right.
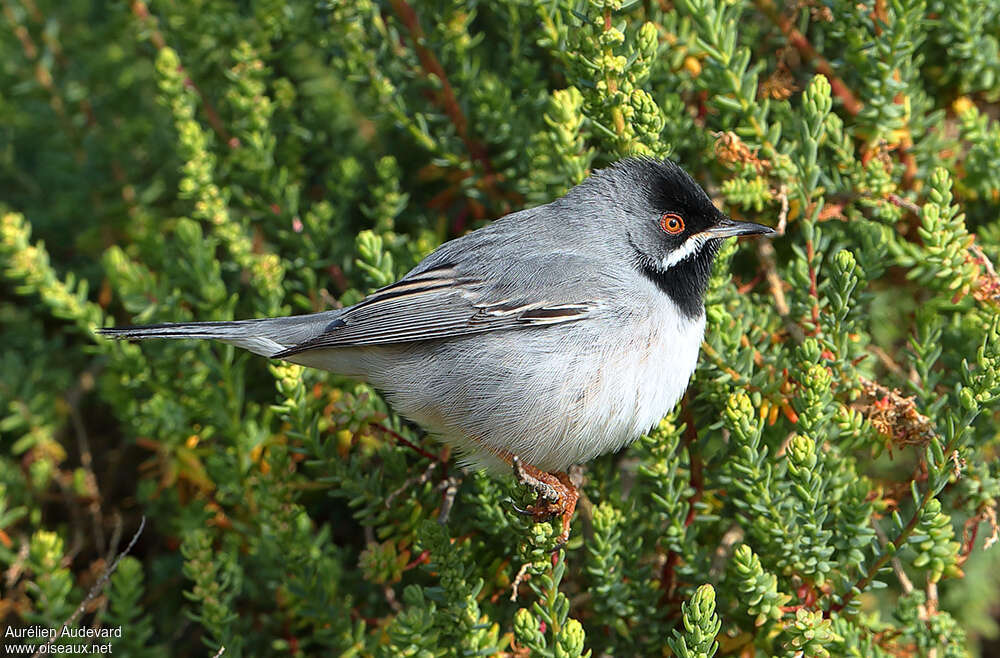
(829, 508), (922, 613)
(131, 1), (235, 146)
(375, 423), (441, 463)
(387, 1), (498, 181)
(754, 0), (863, 116)
(659, 394), (704, 605)
(806, 239), (820, 330)
(682, 398), (704, 528)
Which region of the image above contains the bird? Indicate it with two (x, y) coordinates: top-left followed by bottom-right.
(98, 157), (775, 542)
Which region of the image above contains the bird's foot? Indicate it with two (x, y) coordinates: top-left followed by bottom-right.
(511, 456), (579, 545)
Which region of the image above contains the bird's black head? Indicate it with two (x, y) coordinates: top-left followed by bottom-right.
(597, 157), (775, 318)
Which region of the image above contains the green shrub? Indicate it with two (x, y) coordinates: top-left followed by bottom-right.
(2, 1), (999, 655)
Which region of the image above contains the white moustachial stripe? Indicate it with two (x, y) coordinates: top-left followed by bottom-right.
(661, 233), (712, 268)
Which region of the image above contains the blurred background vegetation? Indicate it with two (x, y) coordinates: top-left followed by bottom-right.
(1, 0), (1000, 656)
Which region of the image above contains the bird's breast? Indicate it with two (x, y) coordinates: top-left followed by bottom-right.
(631, 304), (706, 433)
(568, 302), (705, 462)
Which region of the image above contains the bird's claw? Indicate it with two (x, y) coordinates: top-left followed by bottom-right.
(510, 456), (580, 545)
(508, 500), (534, 516)
(512, 456), (559, 503)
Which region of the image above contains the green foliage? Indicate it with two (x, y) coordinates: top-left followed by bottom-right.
(26, 530), (79, 631)
(781, 607), (844, 658)
(99, 557), (166, 658)
(513, 549), (591, 658)
(667, 584), (721, 658)
(730, 544), (791, 627)
(2, 0), (1000, 655)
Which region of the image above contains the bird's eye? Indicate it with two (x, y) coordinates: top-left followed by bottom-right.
(660, 213), (685, 234)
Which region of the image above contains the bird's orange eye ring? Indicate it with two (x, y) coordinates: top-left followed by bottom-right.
(660, 213), (685, 234)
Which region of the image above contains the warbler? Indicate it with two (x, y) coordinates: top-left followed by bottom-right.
(99, 157), (776, 540)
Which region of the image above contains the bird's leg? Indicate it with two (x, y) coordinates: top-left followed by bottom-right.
(511, 456), (579, 544)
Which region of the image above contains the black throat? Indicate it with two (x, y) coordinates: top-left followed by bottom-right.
(638, 239), (721, 320)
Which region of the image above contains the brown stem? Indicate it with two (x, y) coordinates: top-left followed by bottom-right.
(2, 0), (83, 162)
(32, 518), (146, 658)
(659, 393), (704, 606)
(806, 239), (821, 331)
(829, 508), (922, 614)
(387, 0), (501, 193)
(389, 0), (468, 145)
(830, 416), (967, 615)
(756, 206), (807, 344)
(682, 396), (704, 528)
(404, 549), (430, 570)
(659, 550), (681, 605)
(130, 1), (235, 146)
(375, 422), (441, 464)
(701, 342), (757, 390)
(874, 519), (914, 594)
(602, 7), (625, 136)
(958, 505), (991, 565)
(888, 192), (921, 214)
(753, 0), (863, 116)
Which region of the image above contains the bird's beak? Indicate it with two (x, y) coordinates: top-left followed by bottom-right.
(703, 217), (776, 238)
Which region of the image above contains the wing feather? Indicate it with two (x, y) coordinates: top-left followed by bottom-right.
(271, 268), (597, 357)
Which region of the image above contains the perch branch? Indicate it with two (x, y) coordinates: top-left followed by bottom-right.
(32, 517), (146, 658)
(753, 0), (863, 115)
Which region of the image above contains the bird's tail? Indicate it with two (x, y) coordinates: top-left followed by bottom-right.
(97, 314), (337, 358)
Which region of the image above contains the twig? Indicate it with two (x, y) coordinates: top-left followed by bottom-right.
(210, 646), (226, 658)
(959, 503), (999, 564)
(756, 240), (790, 317)
(659, 394), (704, 606)
(510, 562), (531, 602)
(753, 0), (863, 115)
(925, 579), (938, 616)
(65, 362), (107, 555)
(830, 507), (923, 614)
(32, 517), (146, 658)
(869, 344), (906, 379)
(130, 1), (235, 146)
(106, 511), (123, 553)
(700, 342), (757, 390)
(755, 192), (805, 344)
(709, 524), (745, 579)
(971, 243), (998, 280)
(385, 461), (438, 507)
(873, 519), (914, 594)
(830, 409), (967, 615)
(682, 397), (704, 528)
(437, 474), (462, 524)
(404, 549), (430, 571)
(805, 238), (821, 332)
(5, 541), (30, 589)
(386, 0), (510, 208)
(984, 504), (999, 551)
(55, 474), (86, 563)
(775, 184), (790, 235)
(888, 193), (921, 215)
(375, 423), (441, 463)
(383, 584), (402, 612)
(969, 242), (1000, 305)
(601, 6), (626, 136)
(387, 0), (469, 150)
(567, 464), (593, 532)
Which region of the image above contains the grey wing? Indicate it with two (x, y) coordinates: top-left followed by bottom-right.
(271, 262), (600, 358)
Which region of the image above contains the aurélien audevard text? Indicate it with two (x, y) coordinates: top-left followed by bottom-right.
(4, 625), (123, 654)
